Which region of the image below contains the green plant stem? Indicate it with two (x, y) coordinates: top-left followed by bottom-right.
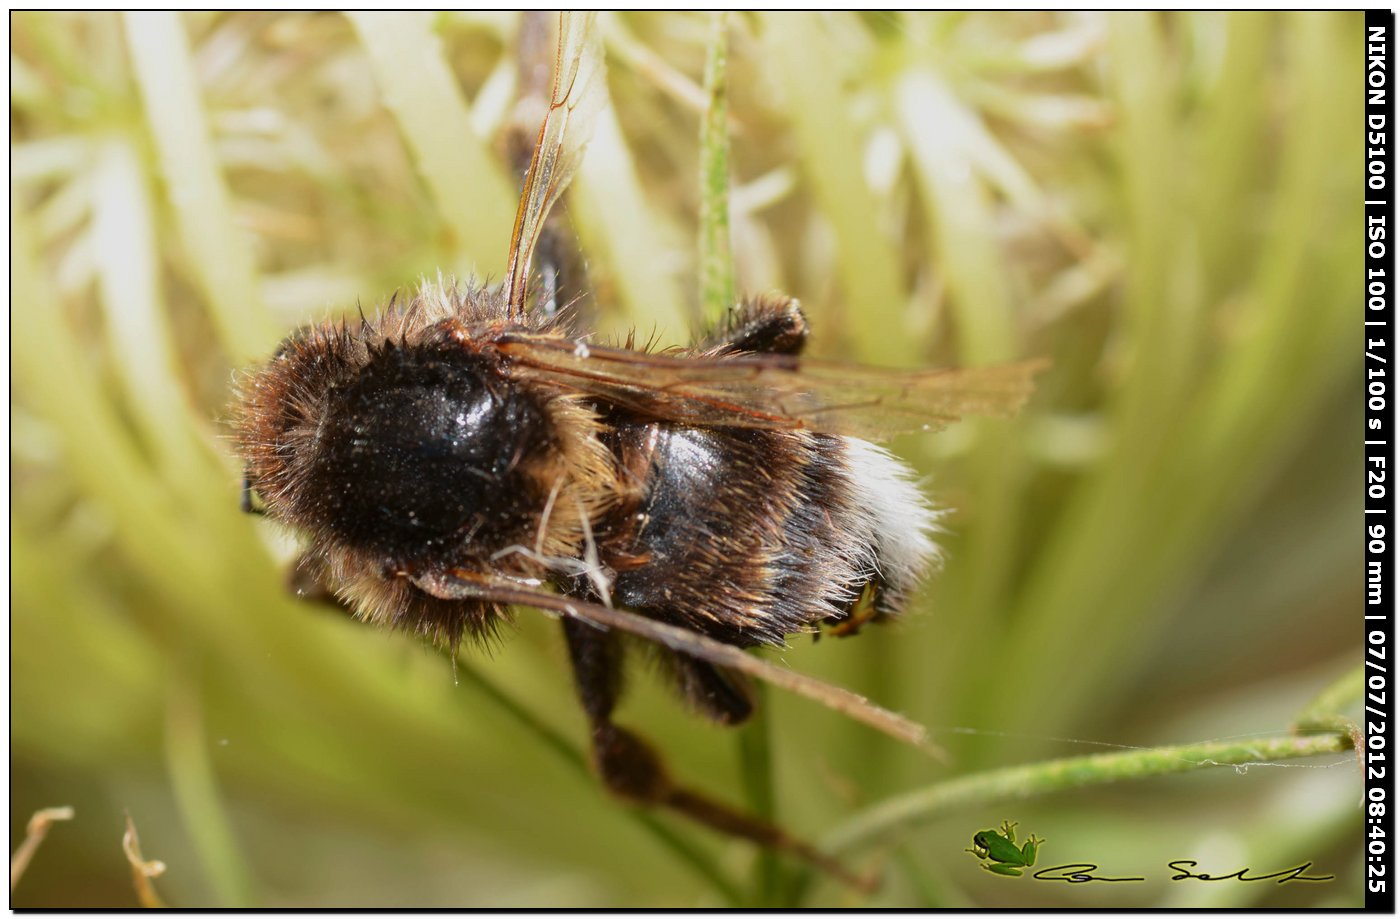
(1294, 665), (1364, 735)
(452, 659), (742, 906)
(737, 682), (781, 906)
(165, 671), (256, 907)
(698, 11), (734, 322)
(822, 732), (1352, 857)
(345, 11), (517, 279)
(761, 12), (913, 365)
(700, 21), (777, 901)
(570, 94), (690, 338)
(91, 135), (206, 494)
(121, 11), (278, 364)
(893, 848), (957, 908)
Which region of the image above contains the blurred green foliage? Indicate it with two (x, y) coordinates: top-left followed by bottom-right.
(11, 11), (1363, 908)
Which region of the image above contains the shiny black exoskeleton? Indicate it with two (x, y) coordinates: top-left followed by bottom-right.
(301, 344), (550, 569)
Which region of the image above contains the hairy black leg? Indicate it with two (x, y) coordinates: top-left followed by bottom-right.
(697, 295), (809, 356)
(561, 618), (625, 724)
(667, 652), (754, 725)
(284, 552), (344, 608)
(561, 619), (874, 892)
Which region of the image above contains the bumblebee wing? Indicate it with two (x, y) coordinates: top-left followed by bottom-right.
(497, 333), (1045, 439)
(412, 569), (934, 751)
(505, 11), (603, 318)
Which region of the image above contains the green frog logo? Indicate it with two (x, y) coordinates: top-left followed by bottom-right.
(966, 820), (1044, 877)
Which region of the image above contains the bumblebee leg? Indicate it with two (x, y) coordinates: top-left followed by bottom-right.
(697, 295), (809, 356)
(263, 553), (365, 632)
(561, 618), (874, 892)
(246, 485), (353, 614)
(667, 653), (754, 725)
(285, 552), (344, 607)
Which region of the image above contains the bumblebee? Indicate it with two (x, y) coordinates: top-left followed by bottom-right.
(233, 13), (1039, 888)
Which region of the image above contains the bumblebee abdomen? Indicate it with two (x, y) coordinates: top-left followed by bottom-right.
(602, 424), (939, 647)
